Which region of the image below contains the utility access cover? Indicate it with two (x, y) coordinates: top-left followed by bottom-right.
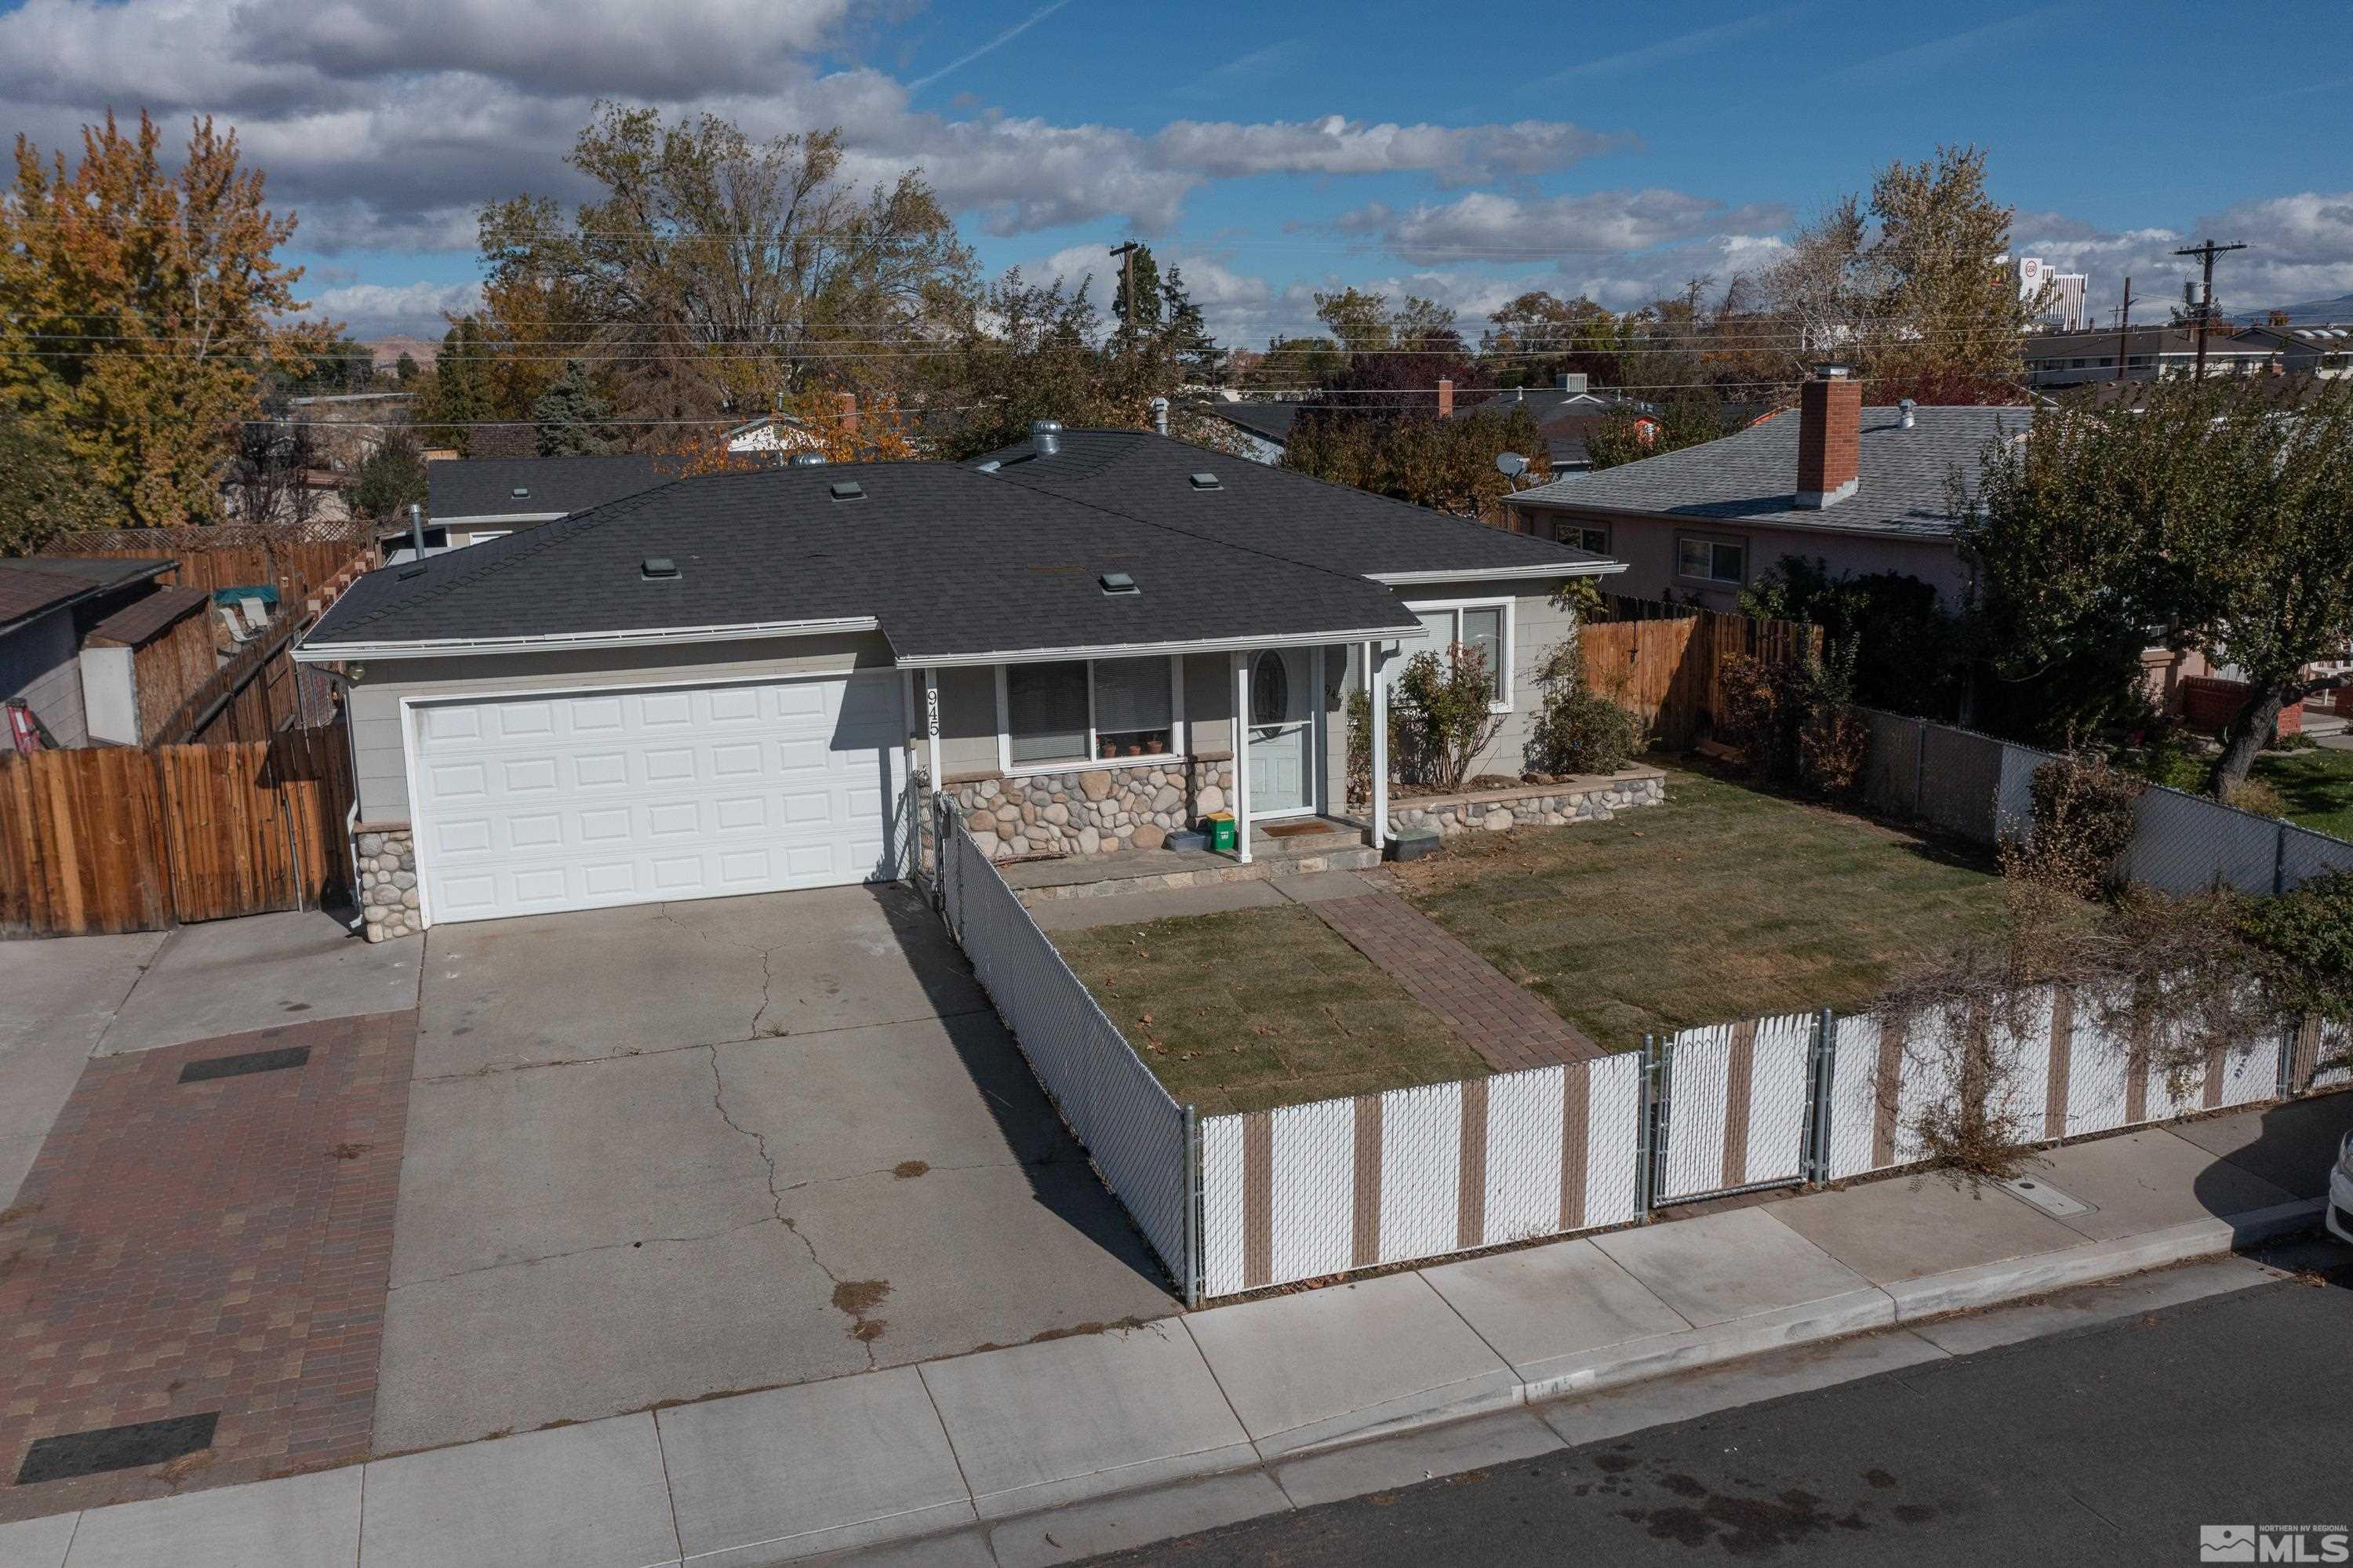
(2001, 1176), (2095, 1218)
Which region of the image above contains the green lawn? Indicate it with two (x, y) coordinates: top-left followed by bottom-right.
(1054, 905), (1486, 1115)
(2258, 748), (2353, 839)
(1391, 762), (2016, 1050)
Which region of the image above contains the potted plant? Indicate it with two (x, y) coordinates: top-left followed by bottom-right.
(1100, 739), (1118, 759)
(1126, 742), (1144, 756)
(1144, 737), (1166, 755)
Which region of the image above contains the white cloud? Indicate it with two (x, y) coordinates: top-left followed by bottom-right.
(1337, 188), (1791, 265)
(304, 278), (484, 335)
(2014, 194), (2353, 319)
(1151, 115), (1631, 186)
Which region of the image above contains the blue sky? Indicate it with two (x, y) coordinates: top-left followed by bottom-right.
(3, 0), (2348, 341)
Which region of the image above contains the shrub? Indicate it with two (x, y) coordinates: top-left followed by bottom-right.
(2237, 868), (2353, 1024)
(1392, 645), (1505, 792)
(1715, 653), (1785, 775)
(2009, 752), (2144, 897)
(1527, 641), (1637, 777)
(1797, 705), (1871, 796)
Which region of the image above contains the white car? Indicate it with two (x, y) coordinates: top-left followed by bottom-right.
(2332, 1133), (2353, 1247)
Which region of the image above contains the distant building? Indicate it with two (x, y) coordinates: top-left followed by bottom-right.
(2020, 326), (2278, 387)
(2234, 322), (2353, 380)
(2017, 257), (2089, 332)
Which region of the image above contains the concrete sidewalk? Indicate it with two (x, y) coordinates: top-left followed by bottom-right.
(3, 1093), (2343, 1568)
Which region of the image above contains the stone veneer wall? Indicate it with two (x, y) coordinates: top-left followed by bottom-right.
(953, 758), (1233, 860)
(1388, 768), (1665, 838)
(355, 826), (421, 942)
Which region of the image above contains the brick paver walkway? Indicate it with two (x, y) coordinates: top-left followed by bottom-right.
(1307, 890), (1598, 1070)
(0, 1011), (414, 1522)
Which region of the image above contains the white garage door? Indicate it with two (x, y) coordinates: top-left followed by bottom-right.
(413, 672), (907, 923)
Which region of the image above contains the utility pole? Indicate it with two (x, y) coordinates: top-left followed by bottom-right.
(1109, 241), (1141, 342)
(2112, 275), (2132, 387)
(2172, 238), (2246, 380)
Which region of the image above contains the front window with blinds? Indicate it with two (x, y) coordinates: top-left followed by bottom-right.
(1404, 600), (1514, 708)
(1002, 657), (1179, 769)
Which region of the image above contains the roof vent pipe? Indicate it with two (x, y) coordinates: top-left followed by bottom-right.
(1149, 397), (1169, 436)
(788, 452), (828, 467)
(1898, 398), (1917, 429)
(407, 502), (425, 562)
(1030, 420), (1062, 457)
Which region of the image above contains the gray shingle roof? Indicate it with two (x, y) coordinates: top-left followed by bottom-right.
(426, 456), (665, 521)
(0, 558), (176, 636)
(970, 428), (1613, 578)
(1507, 405), (2027, 537)
(1207, 402), (1304, 446)
(307, 458), (1425, 663)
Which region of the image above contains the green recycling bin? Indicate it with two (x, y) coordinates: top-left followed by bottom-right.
(1206, 811), (1237, 853)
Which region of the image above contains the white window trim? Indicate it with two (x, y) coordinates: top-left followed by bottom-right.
(1675, 534), (1747, 587)
(994, 655), (1187, 777)
(1401, 597), (1515, 714)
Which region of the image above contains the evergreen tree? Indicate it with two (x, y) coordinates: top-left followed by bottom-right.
(531, 359), (617, 455)
(1111, 242), (1163, 334)
(1159, 266), (1224, 384)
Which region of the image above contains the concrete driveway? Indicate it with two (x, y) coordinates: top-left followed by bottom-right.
(379, 882), (1179, 1453)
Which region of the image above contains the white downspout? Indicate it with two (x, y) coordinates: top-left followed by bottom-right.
(1364, 641), (1385, 854)
(1232, 651), (1253, 864)
(1369, 642), (1390, 854)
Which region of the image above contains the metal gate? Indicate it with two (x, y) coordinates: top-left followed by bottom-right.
(1647, 1010), (1833, 1206)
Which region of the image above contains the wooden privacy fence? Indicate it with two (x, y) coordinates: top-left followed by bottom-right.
(0, 729), (355, 937)
(42, 526), (376, 602)
(1577, 595), (1820, 749)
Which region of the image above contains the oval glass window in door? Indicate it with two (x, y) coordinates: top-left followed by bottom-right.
(1251, 651), (1291, 727)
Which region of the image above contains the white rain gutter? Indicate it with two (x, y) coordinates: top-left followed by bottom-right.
(904, 624), (1424, 671)
(292, 616), (882, 664)
(1369, 561), (1627, 585)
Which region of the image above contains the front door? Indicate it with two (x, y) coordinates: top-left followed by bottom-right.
(1248, 648), (1315, 818)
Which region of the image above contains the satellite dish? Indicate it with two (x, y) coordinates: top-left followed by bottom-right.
(1495, 452), (1528, 479)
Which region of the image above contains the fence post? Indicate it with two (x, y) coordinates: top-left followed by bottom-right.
(1806, 1007), (1838, 1184)
(1911, 721), (1927, 819)
(1182, 1104), (1203, 1309)
(2273, 821), (2288, 897)
(1637, 1033), (1663, 1218)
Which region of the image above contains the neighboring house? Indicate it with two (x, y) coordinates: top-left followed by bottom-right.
(1452, 374), (1646, 475)
(2233, 322), (2353, 380)
(0, 558), (178, 750)
(78, 587), (216, 745)
(1502, 369), (2027, 610)
(2020, 326), (2278, 387)
(1202, 401), (1303, 465)
(296, 427), (1620, 935)
(409, 455), (667, 559)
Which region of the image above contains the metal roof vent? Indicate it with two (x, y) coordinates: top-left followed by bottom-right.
(976, 460), (1002, 474)
(1189, 471), (1221, 490)
(789, 452), (828, 467)
(1898, 398), (1917, 429)
(1099, 572), (1139, 596)
(828, 479), (864, 501)
(641, 555), (680, 580)
(1030, 420), (1062, 457)
(511, 486), (530, 499)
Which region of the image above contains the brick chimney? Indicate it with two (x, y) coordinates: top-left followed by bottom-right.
(1795, 366), (1860, 509)
(1436, 377), (1453, 420)
(835, 391), (858, 437)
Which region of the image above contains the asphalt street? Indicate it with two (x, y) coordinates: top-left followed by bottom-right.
(1093, 1250), (2353, 1566)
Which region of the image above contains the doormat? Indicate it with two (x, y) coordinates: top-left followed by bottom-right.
(178, 1045), (311, 1084)
(15, 1413), (219, 1485)
(1260, 821), (1332, 839)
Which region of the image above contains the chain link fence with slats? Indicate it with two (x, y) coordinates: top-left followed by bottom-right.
(933, 797), (1194, 1290)
(1856, 708), (2353, 893)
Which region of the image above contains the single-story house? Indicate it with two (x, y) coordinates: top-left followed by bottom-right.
(412, 455), (667, 557)
(1202, 402), (1304, 465)
(1, 557), (178, 750)
(1501, 369), (2027, 611)
(296, 425), (1620, 937)
(1452, 374), (1645, 475)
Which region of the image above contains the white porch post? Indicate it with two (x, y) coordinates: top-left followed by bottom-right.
(1369, 641), (1389, 853)
(1364, 641), (1386, 853)
(1232, 651), (1253, 864)
(922, 668), (941, 791)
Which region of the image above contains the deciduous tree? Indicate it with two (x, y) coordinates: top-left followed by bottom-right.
(0, 111), (333, 524)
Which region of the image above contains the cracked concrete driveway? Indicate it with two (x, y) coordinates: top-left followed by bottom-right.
(376, 882), (1179, 1453)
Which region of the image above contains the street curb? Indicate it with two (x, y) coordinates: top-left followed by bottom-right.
(877, 1199), (2327, 1567)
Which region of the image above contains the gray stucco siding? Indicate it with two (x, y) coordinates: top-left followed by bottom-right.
(342, 630), (894, 823)
(1386, 579), (1577, 781)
